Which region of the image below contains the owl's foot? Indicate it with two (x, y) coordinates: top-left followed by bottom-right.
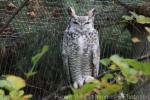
(73, 78), (84, 88)
(83, 76), (95, 83)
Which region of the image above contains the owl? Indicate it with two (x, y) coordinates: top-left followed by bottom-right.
(62, 7), (100, 88)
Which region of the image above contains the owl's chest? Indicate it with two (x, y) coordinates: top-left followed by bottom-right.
(67, 32), (96, 49)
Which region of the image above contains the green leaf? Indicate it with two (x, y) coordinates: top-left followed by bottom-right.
(0, 96), (9, 100)
(102, 84), (122, 95)
(122, 15), (134, 21)
(123, 59), (150, 75)
(110, 55), (122, 63)
(130, 12), (139, 18)
(5, 75), (26, 91)
(18, 94), (32, 100)
(110, 55), (138, 83)
(18, 90), (24, 97)
(101, 74), (113, 81)
(0, 80), (12, 91)
(10, 90), (32, 100)
(25, 45), (49, 78)
(137, 15), (150, 24)
(130, 12), (150, 24)
(97, 84), (122, 100)
(109, 64), (117, 70)
(80, 79), (101, 95)
(123, 59), (142, 70)
(66, 80), (101, 100)
(24, 71), (37, 79)
(119, 63), (138, 83)
(42, 45), (49, 53)
(100, 58), (111, 66)
(0, 89), (4, 96)
(32, 45), (49, 65)
(142, 62), (150, 75)
(9, 91), (19, 99)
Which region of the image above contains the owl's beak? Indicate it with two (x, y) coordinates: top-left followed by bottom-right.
(80, 25), (83, 30)
(80, 27), (83, 30)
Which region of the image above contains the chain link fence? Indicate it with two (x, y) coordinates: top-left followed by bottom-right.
(0, 0), (150, 99)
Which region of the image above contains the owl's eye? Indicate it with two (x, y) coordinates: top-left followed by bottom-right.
(85, 22), (90, 24)
(73, 21), (79, 24)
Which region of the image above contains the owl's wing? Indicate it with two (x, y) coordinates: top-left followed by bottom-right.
(92, 30), (100, 77)
(62, 31), (71, 85)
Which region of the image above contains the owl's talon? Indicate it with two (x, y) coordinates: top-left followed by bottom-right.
(84, 76), (95, 83)
(73, 79), (84, 88)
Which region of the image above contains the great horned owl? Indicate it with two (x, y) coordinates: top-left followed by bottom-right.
(62, 7), (100, 88)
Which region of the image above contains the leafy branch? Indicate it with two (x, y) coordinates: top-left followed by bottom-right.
(64, 55), (150, 100)
(0, 75), (32, 100)
(25, 45), (49, 78)
(122, 12), (150, 42)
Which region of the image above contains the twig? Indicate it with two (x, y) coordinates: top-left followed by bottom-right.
(27, 83), (50, 94)
(0, 0), (29, 34)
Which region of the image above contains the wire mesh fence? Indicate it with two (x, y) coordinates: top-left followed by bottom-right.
(0, 0), (150, 99)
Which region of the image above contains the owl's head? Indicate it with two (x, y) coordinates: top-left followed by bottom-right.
(67, 7), (96, 31)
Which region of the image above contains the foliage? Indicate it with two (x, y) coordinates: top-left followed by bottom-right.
(122, 12), (150, 24)
(64, 55), (150, 100)
(0, 75), (32, 100)
(25, 45), (49, 78)
(122, 12), (150, 42)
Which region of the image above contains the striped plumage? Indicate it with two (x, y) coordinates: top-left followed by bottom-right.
(62, 7), (100, 88)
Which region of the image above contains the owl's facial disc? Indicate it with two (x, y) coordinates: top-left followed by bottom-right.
(68, 16), (94, 32)
(67, 7), (95, 31)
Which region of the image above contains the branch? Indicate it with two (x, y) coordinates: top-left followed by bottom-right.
(0, 0), (29, 34)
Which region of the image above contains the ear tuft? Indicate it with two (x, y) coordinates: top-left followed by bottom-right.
(67, 7), (76, 17)
(85, 8), (96, 17)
